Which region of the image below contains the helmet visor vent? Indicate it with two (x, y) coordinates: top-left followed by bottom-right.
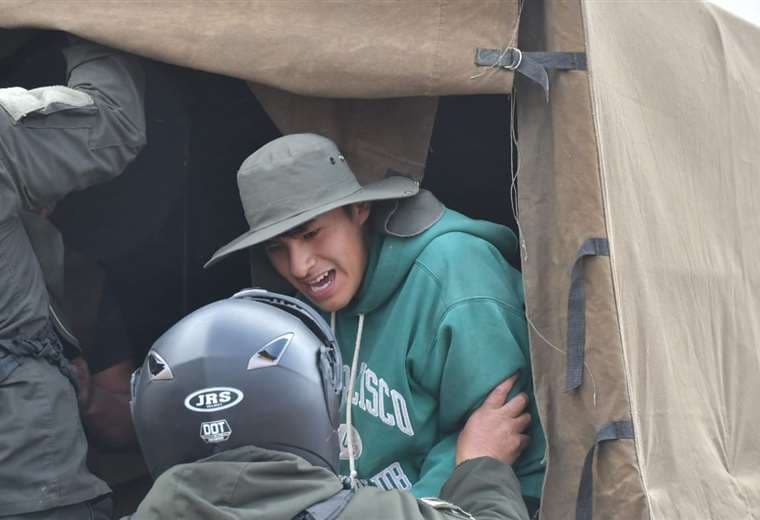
(248, 333), (293, 370)
(148, 351), (174, 380)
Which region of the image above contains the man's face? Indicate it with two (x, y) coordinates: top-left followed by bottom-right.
(264, 204), (371, 312)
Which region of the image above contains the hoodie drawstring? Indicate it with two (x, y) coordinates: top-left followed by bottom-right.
(331, 311), (364, 490)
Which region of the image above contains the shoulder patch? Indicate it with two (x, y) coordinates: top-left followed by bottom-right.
(0, 86), (93, 123)
(419, 497), (475, 519)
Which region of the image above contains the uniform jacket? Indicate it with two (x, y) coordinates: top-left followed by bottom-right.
(0, 40), (145, 515)
(0, 39), (146, 339)
(330, 209), (546, 498)
(125, 446), (530, 520)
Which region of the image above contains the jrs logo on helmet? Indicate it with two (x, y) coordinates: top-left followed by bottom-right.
(200, 419), (232, 443)
(184, 387), (244, 412)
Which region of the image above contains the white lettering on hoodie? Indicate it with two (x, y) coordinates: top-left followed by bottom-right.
(342, 362), (415, 438)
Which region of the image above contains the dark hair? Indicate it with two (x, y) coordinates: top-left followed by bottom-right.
(263, 204), (365, 248)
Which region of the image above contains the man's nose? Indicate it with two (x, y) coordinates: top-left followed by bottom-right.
(288, 242), (315, 279)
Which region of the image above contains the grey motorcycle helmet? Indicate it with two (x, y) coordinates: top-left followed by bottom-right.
(130, 289), (343, 479)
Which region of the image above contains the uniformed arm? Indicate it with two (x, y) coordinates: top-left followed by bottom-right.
(0, 37), (146, 212)
(439, 457), (530, 520)
(348, 457), (529, 520)
(411, 300), (534, 498)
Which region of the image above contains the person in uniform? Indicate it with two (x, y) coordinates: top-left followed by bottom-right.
(205, 134), (545, 511)
(0, 35), (146, 518)
(126, 289), (532, 520)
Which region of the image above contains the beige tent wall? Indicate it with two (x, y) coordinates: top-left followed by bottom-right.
(517, 0), (648, 518)
(584, 1), (760, 518)
(0, 1), (520, 181)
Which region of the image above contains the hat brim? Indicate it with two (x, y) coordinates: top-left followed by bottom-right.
(205, 175), (419, 268)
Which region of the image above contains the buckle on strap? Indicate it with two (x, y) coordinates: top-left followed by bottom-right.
(474, 47), (587, 100)
(475, 47), (523, 70)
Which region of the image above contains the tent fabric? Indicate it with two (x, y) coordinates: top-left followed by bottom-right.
(0, 0), (519, 98)
(585, 1), (760, 518)
(7, 1), (760, 518)
(250, 85), (438, 182)
(517, 0), (648, 518)
(0, 1), (520, 183)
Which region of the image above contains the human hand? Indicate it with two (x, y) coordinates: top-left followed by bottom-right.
(456, 374), (532, 466)
(69, 356), (94, 413)
(73, 359), (137, 448)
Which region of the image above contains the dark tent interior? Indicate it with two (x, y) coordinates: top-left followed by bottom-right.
(1, 31), (517, 512)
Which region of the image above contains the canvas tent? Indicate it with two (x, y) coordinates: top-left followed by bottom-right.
(1, 1), (759, 518)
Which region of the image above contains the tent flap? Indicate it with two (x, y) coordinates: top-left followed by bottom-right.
(585, 1), (760, 518)
(0, 0), (520, 99)
(0, 1), (524, 186)
(517, 0), (649, 518)
(251, 84), (438, 183)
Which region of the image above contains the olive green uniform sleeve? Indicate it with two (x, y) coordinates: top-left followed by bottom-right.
(341, 457), (529, 520)
(116, 448), (529, 520)
(0, 39), (146, 213)
(439, 457), (530, 520)
(0, 39), (145, 337)
(0, 40), (145, 515)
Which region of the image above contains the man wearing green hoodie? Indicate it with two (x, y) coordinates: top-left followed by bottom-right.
(206, 134), (545, 509)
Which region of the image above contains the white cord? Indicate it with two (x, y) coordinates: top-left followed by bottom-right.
(344, 313), (364, 489)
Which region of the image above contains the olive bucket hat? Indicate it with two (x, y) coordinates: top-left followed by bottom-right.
(205, 133), (420, 268)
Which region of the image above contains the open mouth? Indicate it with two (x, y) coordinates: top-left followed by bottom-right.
(304, 269), (336, 297)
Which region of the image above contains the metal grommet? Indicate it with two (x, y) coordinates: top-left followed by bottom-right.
(503, 47), (523, 71)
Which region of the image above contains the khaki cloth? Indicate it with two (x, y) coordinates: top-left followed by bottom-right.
(518, 0), (760, 518)
(0, 1), (520, 184)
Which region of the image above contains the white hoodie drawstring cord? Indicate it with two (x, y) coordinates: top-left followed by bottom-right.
(332, 311), (365, 490)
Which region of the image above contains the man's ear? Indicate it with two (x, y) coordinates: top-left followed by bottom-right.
(351, 202), (371, 225)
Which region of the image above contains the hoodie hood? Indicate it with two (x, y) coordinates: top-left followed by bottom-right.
(130, 446), (343, 520)
(345, 209), (519, 315)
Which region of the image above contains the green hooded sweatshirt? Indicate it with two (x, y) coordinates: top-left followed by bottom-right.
(330, 209), (545, 499)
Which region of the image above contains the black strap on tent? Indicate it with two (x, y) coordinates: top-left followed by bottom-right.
(566, 238), (609, 391)
(576, 420), (634, 520)
(474, 47), (586, 100)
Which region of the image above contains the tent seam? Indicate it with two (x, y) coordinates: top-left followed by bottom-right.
(579, 1), (653, 519)
(430, 0), (445, 97)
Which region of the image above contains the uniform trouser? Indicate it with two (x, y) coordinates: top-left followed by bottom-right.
(0, 327), (111, 517)
(1, 497), (112, 520)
